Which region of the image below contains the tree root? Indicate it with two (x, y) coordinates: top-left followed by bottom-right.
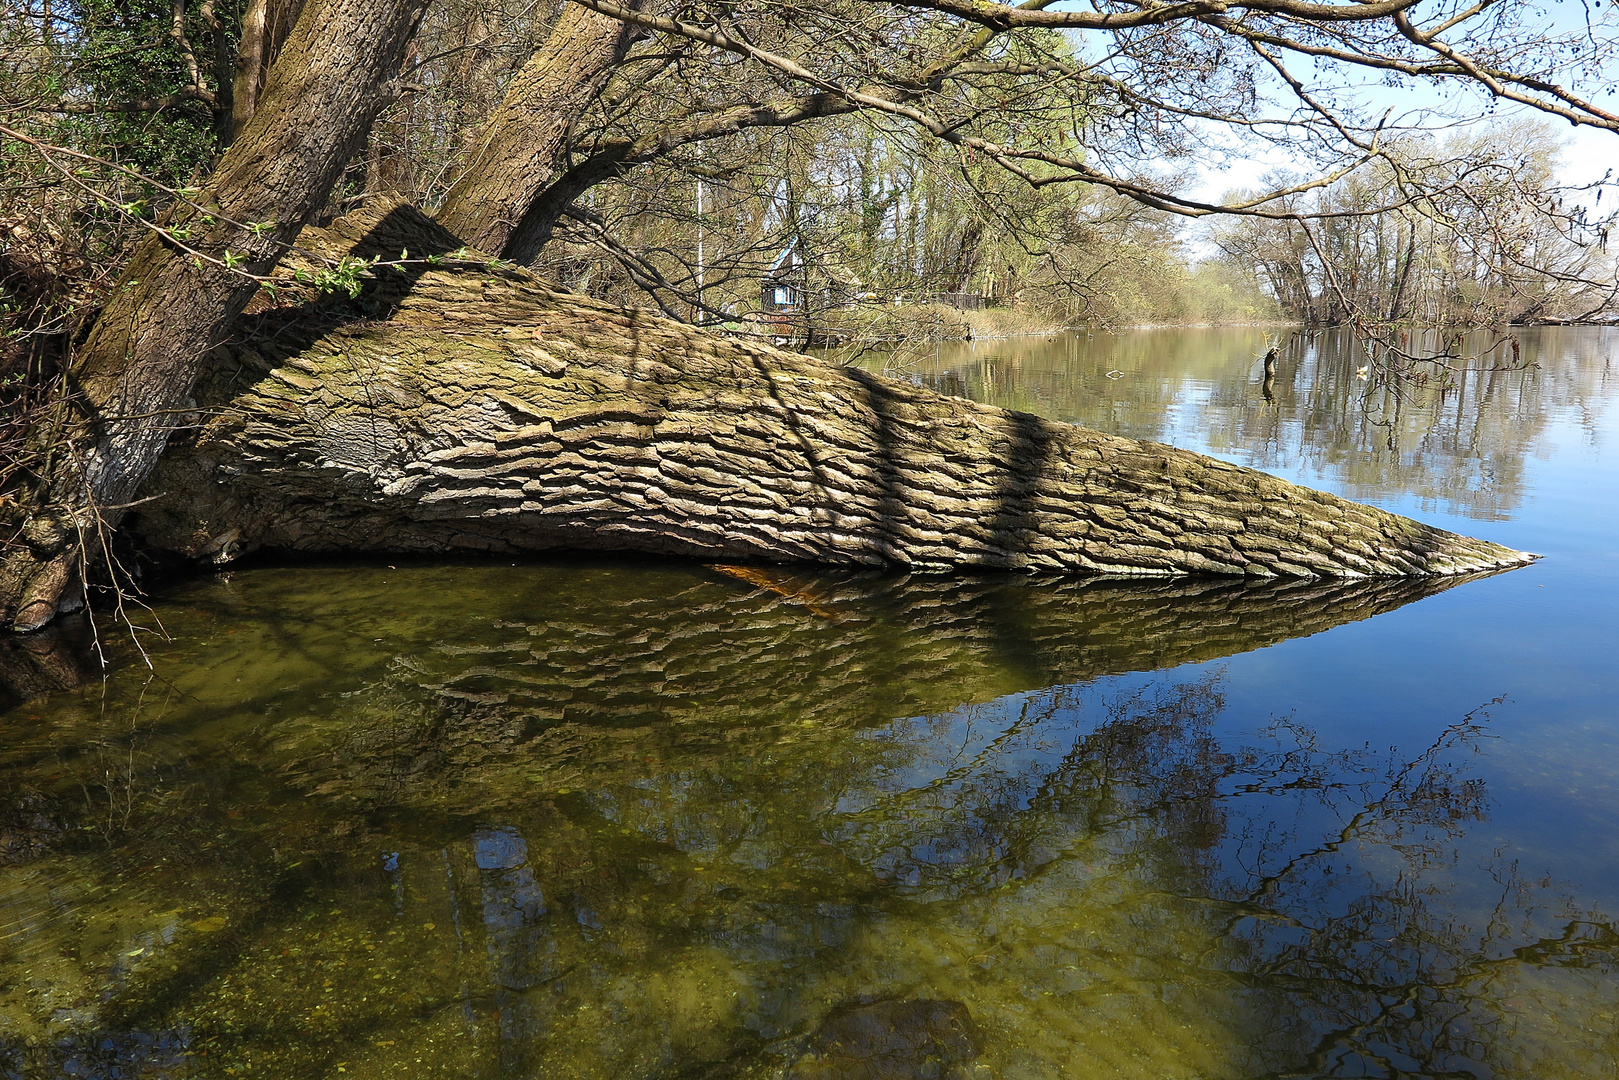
(1, 514), (84, 633)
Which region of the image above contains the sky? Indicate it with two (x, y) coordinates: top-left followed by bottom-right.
(1055, 0), (1617, 205)
(1183, 116), (1616, 204)
(1142, 2), (1619, 255)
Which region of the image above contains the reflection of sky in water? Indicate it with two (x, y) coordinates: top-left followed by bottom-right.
(2, 328), (1618, 1077)
(473, 826), (552, 1073)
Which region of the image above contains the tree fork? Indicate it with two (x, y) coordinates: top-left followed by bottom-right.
(128, 202), (1534, 581)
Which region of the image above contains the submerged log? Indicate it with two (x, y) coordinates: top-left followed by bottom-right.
(130, 202), (1533, 577)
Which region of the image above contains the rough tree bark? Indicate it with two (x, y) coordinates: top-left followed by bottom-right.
(0, 0), (429, 632)
(127, 201), (1533, 580)
(433, 1), (973, 267)
(229, 0), (310, 142)
(433, 2), (642, 263)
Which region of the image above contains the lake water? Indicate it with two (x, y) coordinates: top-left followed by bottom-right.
(2, 326), (1618, 1079)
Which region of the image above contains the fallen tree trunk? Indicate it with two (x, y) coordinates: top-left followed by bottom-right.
(129, 201), (1533, 578)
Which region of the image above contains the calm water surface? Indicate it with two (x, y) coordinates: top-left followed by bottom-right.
(2, 327), (1617, 1079)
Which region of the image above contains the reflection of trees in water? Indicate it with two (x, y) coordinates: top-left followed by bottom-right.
(1, 565), (1614, 1077)
(915, 327), (1619, 522)
(0, 615), (96, 714)
(566, 682), (1616, 1079)
(1214, 329), (1615, 523)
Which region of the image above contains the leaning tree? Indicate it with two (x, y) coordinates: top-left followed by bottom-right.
(2, 0), (431, 627)
(3, 0), (1615, 630)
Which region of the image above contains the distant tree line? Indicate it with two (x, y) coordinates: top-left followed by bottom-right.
(1210, 128), (1617, 327)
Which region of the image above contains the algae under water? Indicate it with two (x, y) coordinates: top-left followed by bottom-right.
(2, 327), (1619, 1079)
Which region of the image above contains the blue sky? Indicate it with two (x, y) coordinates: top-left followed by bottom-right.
(1066, 0), (1619, 205)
